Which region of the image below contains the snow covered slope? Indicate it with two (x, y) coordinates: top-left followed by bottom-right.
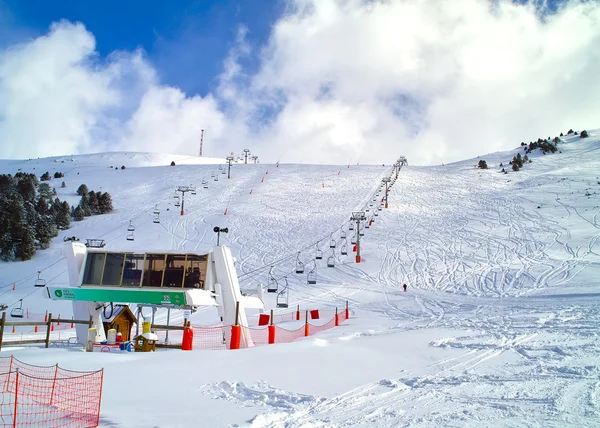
(0, 130), (599, 427)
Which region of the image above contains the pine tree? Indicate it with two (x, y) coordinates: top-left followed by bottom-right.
(73, 205), (84, 221)
(76, 184), (89, 196)
(38, 183), (53, 200)
(99, 192), (114, 213)
(61, 181), (66, 188)
(88, 191), (99, 215)
(79, 193), (92, 216)
(55, 200), (71, 230)
(41, 171), (51, 181)
(35, 213), (57, 249)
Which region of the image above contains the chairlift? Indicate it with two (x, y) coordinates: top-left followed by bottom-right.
(126, 232), (135, 241)
(329, 234), (336, 248)
(221, 169), (226, 174)
(349, 223), (355, 231)
(174, 194), (179, 199)
(341, 230), (347, 239)
(127, 221), (135, 232)
(153, 213), (160, 224)
(340, 239), (348, 255)
(374, 210), (378, 217)
(214, 176), (219, 181)
(360, 227), (365, 235)
(276, 278), (289, 308)
(203, 184), (209, 189)
(175, 201), (181, 207)
(153, 205), (160, 215)
(267, 267), (278, 293)
(11, 300), (24, 318)
(34, 271), (46, 288)
(295, 252), (304, 274)
(351, 235), (357, 244)
(315, 243), (323, 260)
(327, 250), (335, 268)
(307, 264), (317, 285)
(191, 189), (196, 195)
(378, 206), (382, 211)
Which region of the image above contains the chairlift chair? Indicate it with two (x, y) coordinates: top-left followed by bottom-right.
(34, 271), (46, 287)
(221, 169), (226, 174)
(295, 252), (305, 274)
(374, 211), (378, 216)
(153, 206), (160, 215)
(153, 213), (160, 224)
(276, 278), (289, 308)
(307, 264), (317, 285)
(340, 239), (348, 255)
(315, 244), (323, 260)
(191, 189), (196, 195)
(267, 267), (278, 292)
(85, 239), (106, 248)
(327, 251), (335, 268)
(11, 300), (24, 318)
(174, 194), (179, 199)
(341, 230), (347, 239)
(126, 232), (135, 241)
(329, 235), (336, 248)
(175, 201), (181, 207)
(203, 184), (209, 189)
(127, 221), (135, 232)
(214, 176), (219, 181)
(351, 235), (357, 244)
(349, 223), (355, 231)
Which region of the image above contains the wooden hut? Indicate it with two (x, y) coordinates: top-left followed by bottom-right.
(101, 305), (137, 341)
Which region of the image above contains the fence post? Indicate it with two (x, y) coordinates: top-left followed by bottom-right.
(49, 364), (58, 406)
(296, 305), (300, 321)
(268, 309), (275, 345)
(304, 310), (309, 337)
(13, 369), (19, 428)
(345, 301), (349, 320)
(335, 308), (339, 327)
(45, 313), (53, 348)
(0, 312), (6, 351)
(230, 302), (241, 350)
(96, 370), (104, 427)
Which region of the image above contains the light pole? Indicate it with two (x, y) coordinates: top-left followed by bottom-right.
(243, 149), (250, 164)
(351, 211), (366, 263)
(382, 177), (391, 208)
(226, 155), (234, 179)
(213, 226), (229, 246)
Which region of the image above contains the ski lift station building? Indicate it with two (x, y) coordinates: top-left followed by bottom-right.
(46, 242), (264, 347)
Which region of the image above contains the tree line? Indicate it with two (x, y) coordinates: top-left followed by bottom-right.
(0, 173), (113, 262)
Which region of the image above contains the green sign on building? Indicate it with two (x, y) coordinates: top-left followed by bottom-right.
(48, 287), (187, 306)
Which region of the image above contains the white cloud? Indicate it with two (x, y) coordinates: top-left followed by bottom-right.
(1, 1), (599, 165)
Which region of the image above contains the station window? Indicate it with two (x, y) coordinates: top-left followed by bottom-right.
(122, 254), (144, 286)
(142, 254), (166, 287)
(164, 255), (186, 287)
(102, 253), (125, 286)
(83, 253), (106, 285)
(184, 254), (207, 288)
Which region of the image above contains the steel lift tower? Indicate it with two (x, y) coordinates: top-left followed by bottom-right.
(243, 149), (251, 164)
(226, 155), (234, 179)
(382, 177), (391, 208)
(177, 185), (194, 215)
(351, 211), (367, 263)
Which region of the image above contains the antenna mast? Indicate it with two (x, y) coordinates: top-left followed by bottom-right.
(199, 129), (204, 157)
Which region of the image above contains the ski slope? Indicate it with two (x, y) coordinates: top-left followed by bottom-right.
(0, 131), (599, 427)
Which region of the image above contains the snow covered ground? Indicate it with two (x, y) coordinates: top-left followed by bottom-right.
(1, 131), (599, 427)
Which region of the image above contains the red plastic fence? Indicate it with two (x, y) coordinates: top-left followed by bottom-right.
(0, 356), (103, 427)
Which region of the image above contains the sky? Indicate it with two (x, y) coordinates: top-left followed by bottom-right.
(0, 0), (599, 165)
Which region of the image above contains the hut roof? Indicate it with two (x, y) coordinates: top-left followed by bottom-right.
(101, 304), (137, 323)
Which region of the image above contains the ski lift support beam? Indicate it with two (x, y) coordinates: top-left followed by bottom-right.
(350, 211), (366, 263)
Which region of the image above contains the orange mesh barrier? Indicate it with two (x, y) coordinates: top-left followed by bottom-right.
(243, 326), (269, 347)
(308, 318), (336, 335)
(273, 325), (306, 343)
(191, 326), (228, 350)
(0, 357), (103, 427)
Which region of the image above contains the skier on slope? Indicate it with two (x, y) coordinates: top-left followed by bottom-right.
(403, 283), (407, 292)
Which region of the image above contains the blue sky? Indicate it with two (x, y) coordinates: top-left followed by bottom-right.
(0, 0), (283, 96)
(0, 0), (597, 165)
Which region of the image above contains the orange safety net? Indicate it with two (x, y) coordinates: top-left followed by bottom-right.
(190, 325), (229, 350)
(0, 356), (103, 427)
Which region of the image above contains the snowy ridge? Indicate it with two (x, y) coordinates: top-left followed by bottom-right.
(0, 129), (599, 427)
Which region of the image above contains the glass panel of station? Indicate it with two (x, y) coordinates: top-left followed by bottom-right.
(122, 254), (144, 286)
(102, 253), (125, 286)
(164, 255), (186, 287)
(184, 255), (208, 289)
(83, 253), (106, 285)
(142, 254), (166, 287)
